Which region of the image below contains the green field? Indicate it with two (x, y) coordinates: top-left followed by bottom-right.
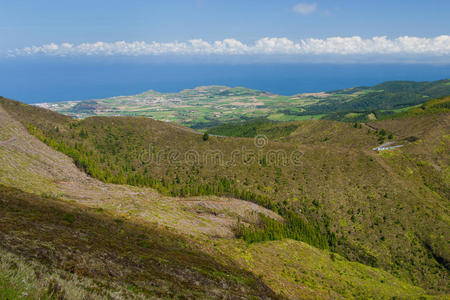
(36, 79), (450, 128)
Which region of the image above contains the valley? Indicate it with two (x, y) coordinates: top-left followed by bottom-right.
(2, 1), (449, 299)
(0, 93), (448, 298)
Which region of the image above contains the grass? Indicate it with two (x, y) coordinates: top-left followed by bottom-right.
(0, 185), (278, 299)
(0, 248), (120, 300)
(217, 239), (438, 300)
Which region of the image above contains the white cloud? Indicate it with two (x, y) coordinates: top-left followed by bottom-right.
(7, 36), (450, 58)
(293, 2), (317, 15)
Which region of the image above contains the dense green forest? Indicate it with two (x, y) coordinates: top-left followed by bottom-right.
(236, 212), (333, 249)
(285, 79), (450, 117)
(207, 118), (299, 138)
(323, 95), (450, 122)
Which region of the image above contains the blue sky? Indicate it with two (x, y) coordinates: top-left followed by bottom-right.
(1, 0), (449, 61)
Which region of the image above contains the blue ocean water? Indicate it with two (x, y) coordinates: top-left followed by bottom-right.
(0, 59), (449, 103)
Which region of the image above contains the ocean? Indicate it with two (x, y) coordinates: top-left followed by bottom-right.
(0, 59), (449, 103)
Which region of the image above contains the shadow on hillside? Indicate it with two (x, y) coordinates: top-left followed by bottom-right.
(0, 185), (279, 299)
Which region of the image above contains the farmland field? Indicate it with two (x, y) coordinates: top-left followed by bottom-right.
(37, 79), (450, 128)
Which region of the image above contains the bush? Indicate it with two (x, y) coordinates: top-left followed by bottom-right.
(62, 213), (75, 224)
(405, 136), (419, 142)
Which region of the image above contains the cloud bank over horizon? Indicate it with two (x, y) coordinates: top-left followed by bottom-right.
(7, 36), (450, 62)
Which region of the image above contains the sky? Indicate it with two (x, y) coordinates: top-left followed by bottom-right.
(1, 0), (449, 62)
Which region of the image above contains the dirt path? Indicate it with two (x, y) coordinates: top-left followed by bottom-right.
(361, 122), (378, 131)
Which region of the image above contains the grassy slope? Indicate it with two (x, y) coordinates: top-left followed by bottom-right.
(1, 96), (449, 295)
(322, 90), (450, 123)
(306, 79), (450, 114)
(0, 100), (282, 299)
(218, 239), (431, 300)
(0, 185), (277, 299)
(0, 98), (283, 239)
(0, 97), (438, 299)
(369, 112), (450, 202)
(0, 188), (434, 300)
(388, 95), (450, 119)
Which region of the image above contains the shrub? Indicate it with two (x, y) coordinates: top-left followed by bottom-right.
(62, 213), (75, 224)
(405, 136), (419, 142)
(330, 253), (336, 261)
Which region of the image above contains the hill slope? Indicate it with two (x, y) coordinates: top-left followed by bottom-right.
(0, 185), (279, 299)
(324, 94), (450, 122)
(1, 97), (449, 295)
(302, 79), (450, 115)
(1, 98), (443, 298)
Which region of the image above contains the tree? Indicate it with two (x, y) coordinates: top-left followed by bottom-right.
(79, 128), (88, 138)
(202, 132), (209, 141)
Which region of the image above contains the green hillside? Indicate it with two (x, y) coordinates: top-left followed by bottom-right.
(0, 188), (432, 300)
(304, 79), (450, 114)
(0, 96), (445, 299)
(207, 119), (299, 139)
(388, 95), (450, 118)
(0, 185), (277, 299)
(1, 96), (449, 295)
(324, 94), (450, 122)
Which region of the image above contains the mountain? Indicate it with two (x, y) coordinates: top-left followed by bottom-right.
(388, 95), (450, 118)
(0, 96), (448, 298)
(207, 96), (450, 137)
(301, 79), (450, 114)
(36, 79), (450, 128)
